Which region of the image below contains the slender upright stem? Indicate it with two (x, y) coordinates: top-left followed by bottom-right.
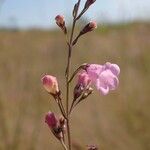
(65, 21), (76, 150)
(65, 1), (81, 149)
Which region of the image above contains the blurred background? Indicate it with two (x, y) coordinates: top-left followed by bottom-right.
(0, 0), (150, 150)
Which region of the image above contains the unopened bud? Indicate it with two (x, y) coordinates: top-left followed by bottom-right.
(41, 75), (59, 95)
(45, 112), (63, 140)
(80, 21), (97, 35)
(74, 72), (91, 100)
(45, 111), (58, 129)
(55, 15), (67, 34)
(73, 84), (84, 100)
(73, 22), (97, 45)
(78, 72), (91, 88)
(84, 0), (96, 9)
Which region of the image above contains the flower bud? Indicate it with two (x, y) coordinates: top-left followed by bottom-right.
(73, 83), (84, 100)
(45, 112), (63, 140)
(45, 111), (58, 129)
(84, 0), (96, 9)
(41, 75), (59, 95)
(74, 72), (91, 100)
(80, 21), (97, 35)
(55, 15), (67, 34)
(78, 72), (91, 88)
(73, 22), (97, 45)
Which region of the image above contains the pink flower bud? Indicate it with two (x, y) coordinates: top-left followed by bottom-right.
(74, 72), (91, 100)
(45, 111), (58, 128)
(73, 22), (97, 45)
(41, 75), (59, 95)
(78, 72), (91, 88)
(89, 21), (97, 30)
(84, 0), (96, 9)
(45, 112), (63, 140)
(80, 21), (97, 35)
(55, 15), (64, 26)
(55, 15), (67, 34)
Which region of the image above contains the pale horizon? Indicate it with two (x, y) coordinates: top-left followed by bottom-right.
(0, 0), (150, 29)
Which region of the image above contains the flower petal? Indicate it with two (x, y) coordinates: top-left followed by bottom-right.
(99, 70), (119, 90)
(95, 78), (109, 95)
(111, 76), (119, 90)
(99, 85), (109, 95)
(105, 62), (120, 76)
(87, 64), (103, 83)
(110, 64), (120, 76)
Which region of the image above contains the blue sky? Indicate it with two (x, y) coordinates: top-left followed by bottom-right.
(0, 0), (150, 28)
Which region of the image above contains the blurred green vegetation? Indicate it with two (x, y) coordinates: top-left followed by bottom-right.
(0, 22), (150, 150)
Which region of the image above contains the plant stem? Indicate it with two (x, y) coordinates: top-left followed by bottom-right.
(65, 25), (75, 150)
(69, 99), (75, 115)
(65, 1), (81, 150)
(61, 139), (68, 150)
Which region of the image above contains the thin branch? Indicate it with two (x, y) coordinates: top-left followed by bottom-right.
(60, 139), (68, 150)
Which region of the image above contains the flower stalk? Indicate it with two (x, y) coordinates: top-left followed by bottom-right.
(65, 1), (82, 149)
(41, 0), (120, 149)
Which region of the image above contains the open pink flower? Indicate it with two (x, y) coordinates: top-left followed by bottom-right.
(86, 62), (120, 95)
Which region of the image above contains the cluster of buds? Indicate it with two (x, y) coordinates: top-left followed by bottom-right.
(45, 112), (66, 140)
(55, 15), (67, 34)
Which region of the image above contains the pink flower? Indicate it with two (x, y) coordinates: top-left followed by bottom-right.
(86, 62), (120, 95)
(45, 111), (58, 129)
(41, 75), (59, 95)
